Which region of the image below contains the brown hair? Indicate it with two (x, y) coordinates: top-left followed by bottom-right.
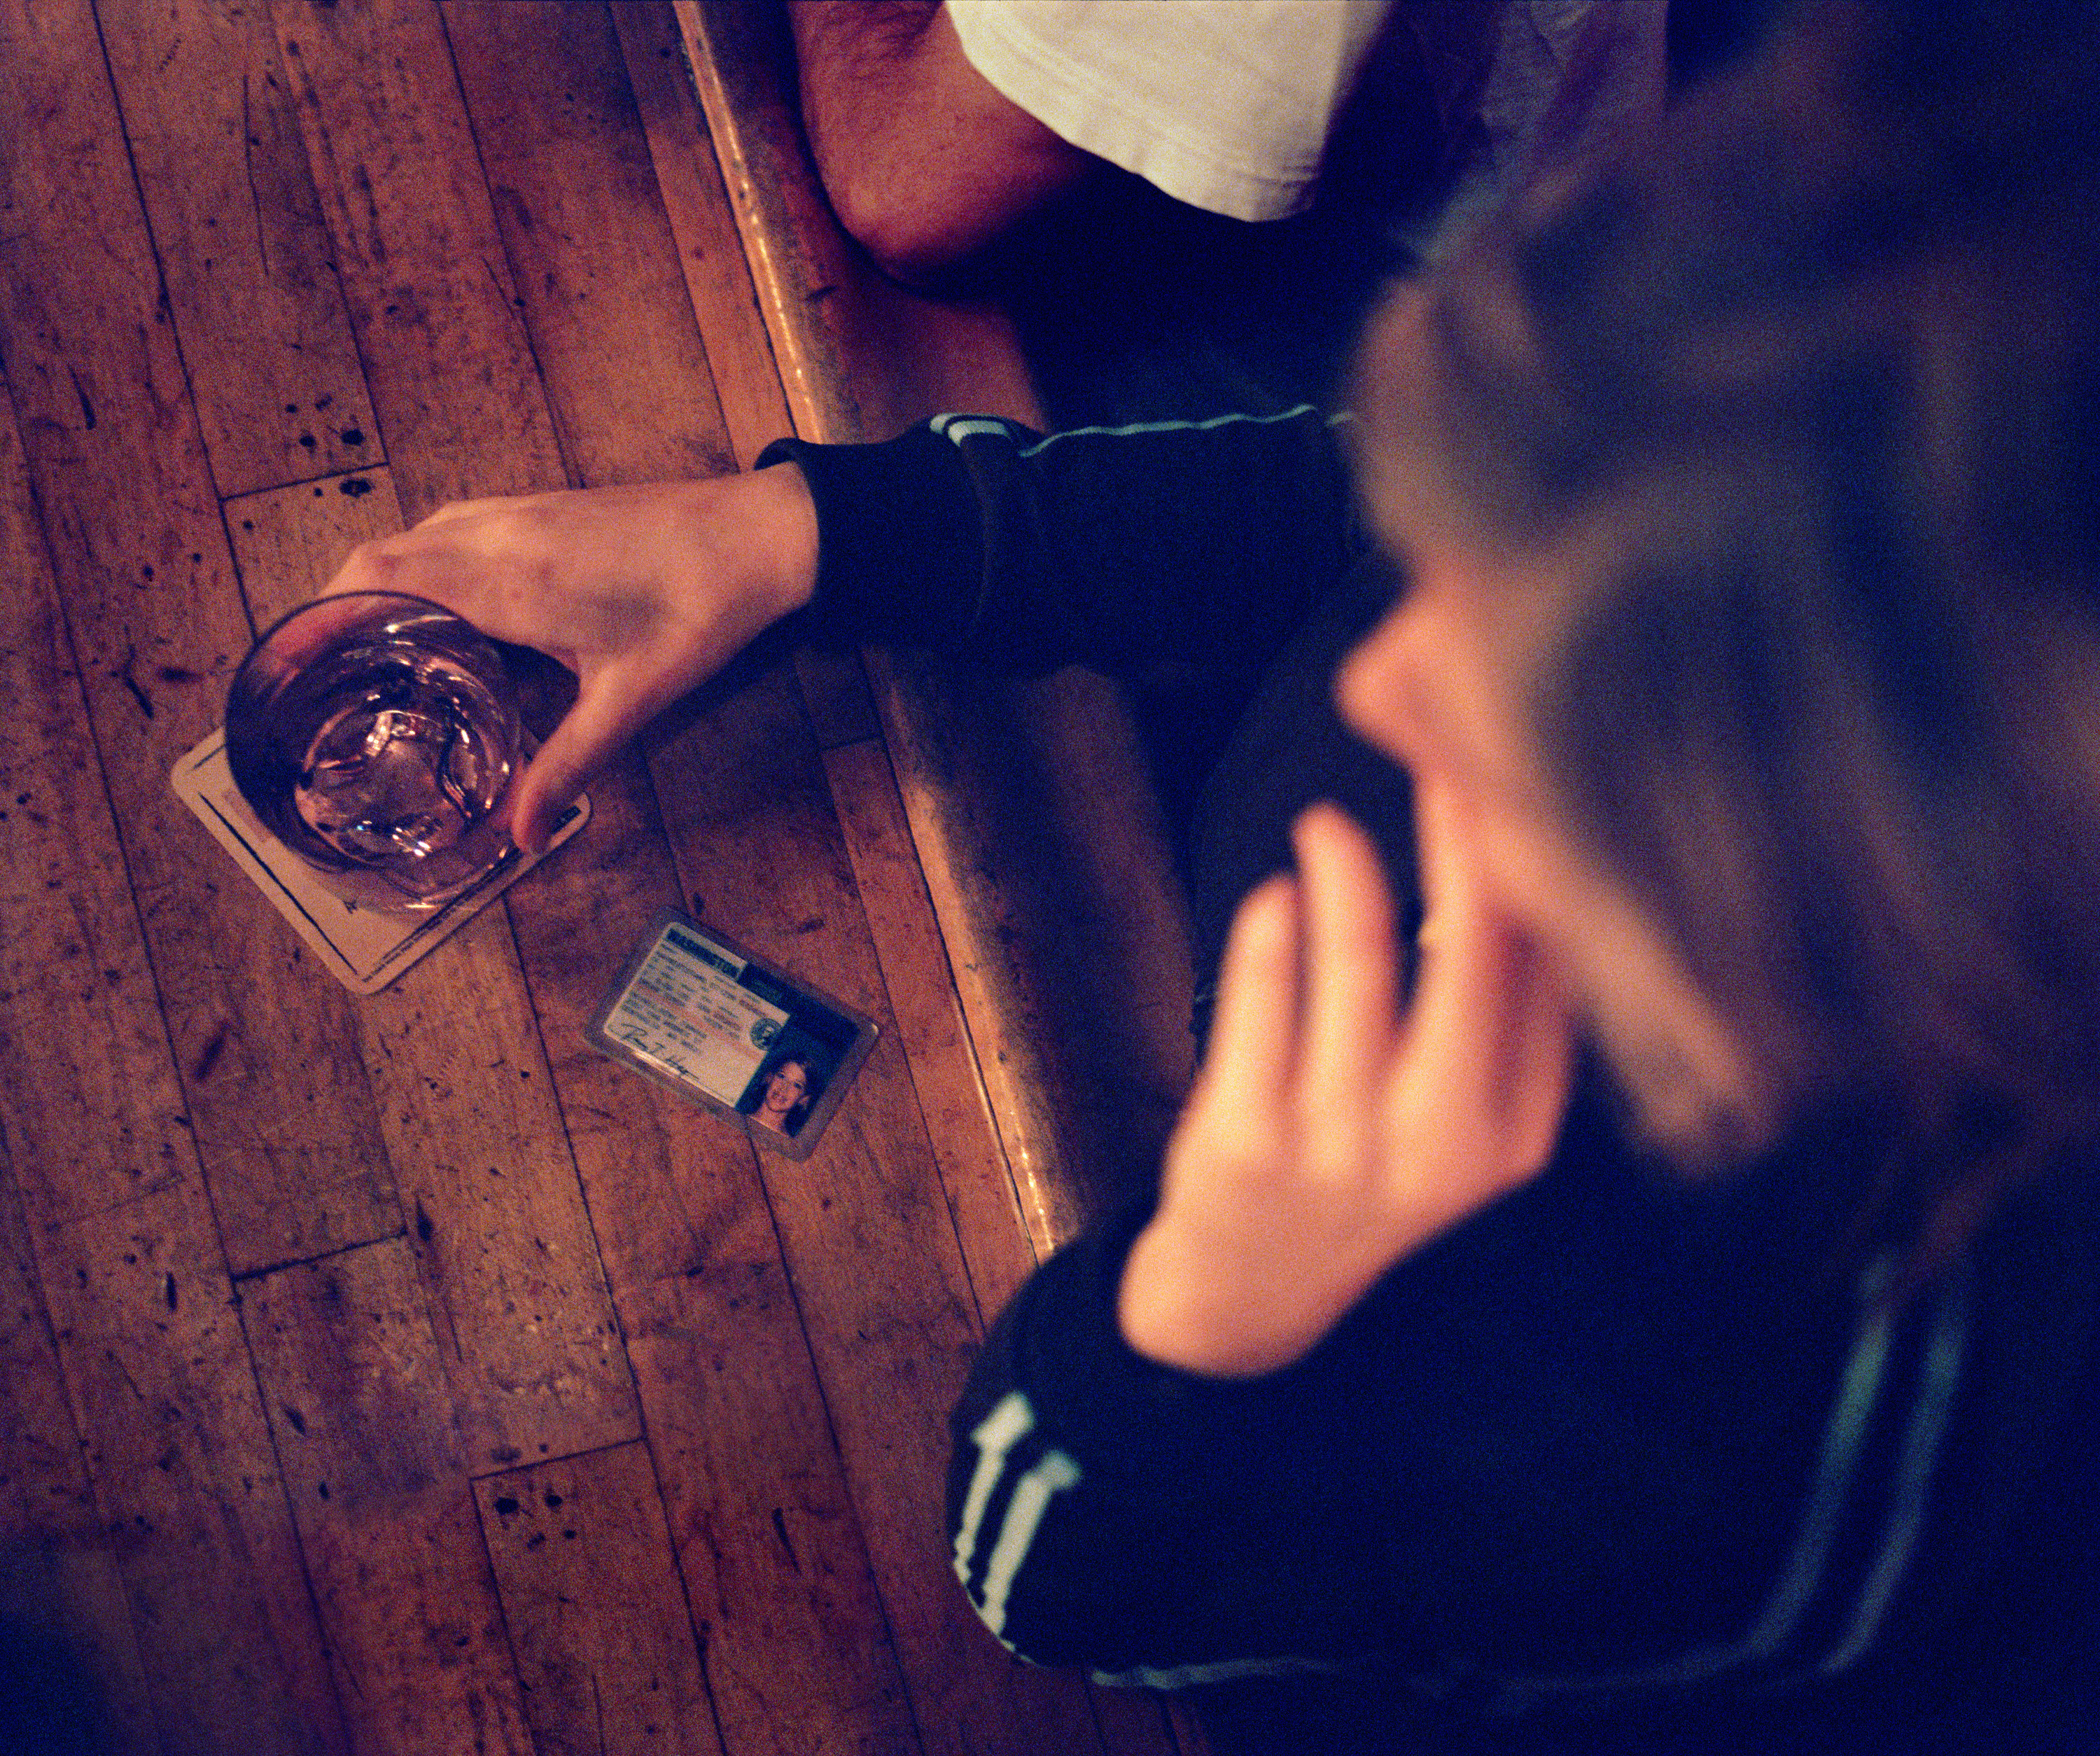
(1365, 1), (2100, 1278)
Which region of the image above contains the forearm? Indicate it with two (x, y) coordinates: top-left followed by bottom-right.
(766, 405), (1359, 680)
(787, 1), (1088, 281)
(948, 1204), (1370, 1677)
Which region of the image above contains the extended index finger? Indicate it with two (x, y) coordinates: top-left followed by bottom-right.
(1198, 872), (1302, 1107)
(1294, 802), (1403, 1120)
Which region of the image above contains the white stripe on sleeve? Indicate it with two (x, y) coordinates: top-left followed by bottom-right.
(953, 1391), (1035, 1583)
(976, 1449), (1083, 1639)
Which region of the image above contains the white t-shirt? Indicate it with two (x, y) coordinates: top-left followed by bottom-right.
(946, 0), (1394, 222)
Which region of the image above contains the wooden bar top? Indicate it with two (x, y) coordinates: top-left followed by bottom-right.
(0, 2), (1196, 1752)
(671, 0), (1198, 1248)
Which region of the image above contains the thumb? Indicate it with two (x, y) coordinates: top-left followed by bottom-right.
(504, 667), (656, 853)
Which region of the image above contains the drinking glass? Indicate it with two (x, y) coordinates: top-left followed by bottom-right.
(225, 592), (524, 908)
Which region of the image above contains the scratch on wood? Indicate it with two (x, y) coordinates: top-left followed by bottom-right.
(191, 1022), (228, 1082)
(241, 71), (271, 280)
(67, 366), (95, 429)
(105, 1349), (146, 1402)
(116, 644), (153, 718)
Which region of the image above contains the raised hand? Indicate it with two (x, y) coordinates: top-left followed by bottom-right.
(1118, 788), (1578, 1378)
(321, 466), (819, 851)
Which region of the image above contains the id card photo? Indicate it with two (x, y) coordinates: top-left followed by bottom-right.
(588, 911), (878, 1159)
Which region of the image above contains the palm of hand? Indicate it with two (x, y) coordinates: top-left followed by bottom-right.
(1119, 790), (1576, 1378)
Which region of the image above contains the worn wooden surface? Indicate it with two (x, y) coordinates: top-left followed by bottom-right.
(676, 0), (1196, 1259)
(0, 1), (1194, 1752)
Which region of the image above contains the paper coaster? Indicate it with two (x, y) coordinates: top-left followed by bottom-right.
(172, 729), (588, 995)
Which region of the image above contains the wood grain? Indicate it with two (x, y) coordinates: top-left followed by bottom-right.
(0, 314), (190, 1237)
(610, 0), (793, 473)
(0, 4), (1200, 1749)
(97, 0), (381, 496)
(476, 1442), (724, 1756)
(444, 0), (739, 491)
(0, 1160), (162, 1756)
(40, 1183), (349, 1754)
(243, 1238), (534, 1756)
(866, 657), (1196, 1239)
(226, 468), (410, 620)
(430, 13), (929, 1749)
(672, 0), (1196, 1259)
(487, 739), (920, 1756)
(822, 737), (1036, 1326)
(227, 479), (641, 1470)
(519, 756), (926, 1756)
(270, 0), (569, 517)
(0, 0), (401, 1278)
(650, 664), (1114, 1756)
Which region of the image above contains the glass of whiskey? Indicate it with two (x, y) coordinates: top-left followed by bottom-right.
(225, 592), (524, 909)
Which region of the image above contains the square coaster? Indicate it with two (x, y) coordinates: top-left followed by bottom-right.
(172, 729), (588, 995)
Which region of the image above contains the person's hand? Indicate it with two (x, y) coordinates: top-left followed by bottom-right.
(1118, 788), (1578, 1378)
(321, 466), (820, 851)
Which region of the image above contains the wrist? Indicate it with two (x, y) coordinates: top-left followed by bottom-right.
(732, 461), (820, 626)
(1118, 1216), (1315, 1380)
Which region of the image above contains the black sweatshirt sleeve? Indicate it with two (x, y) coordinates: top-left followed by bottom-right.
(939, 1085), (1986, 1717)
(755, 406), (1358, 680)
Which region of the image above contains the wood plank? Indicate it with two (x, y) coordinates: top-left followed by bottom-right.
(225, 466), (409, 619)
(0, 326), (167, 1756)
(0, 302), (189, 1235)
(822, 738), (1035, 1325)
(610, 0), (881, 748)
(502, 746), (925, 1756)
(475, 1442), (723, 1756)
(229, 483), (640, 1472)
(38, 1182), (349, 1754)
(864, 656), (1196, 1246)
(243, 0), (644, 1470)
(241, 1238), (534, 1756)
(0, 0), (400, 1281)
(615, 1271), (921, 1756)
(441, 0), (737, 491)
(0, 1158), (162, 1756)
(356, 912), (643, 1470)
(433, 13), (926, 1746)
(673, 0), (1196, 1258)
(665, 19), (1196, 1741)
(97, 0), (381, 497)
(610, 0), (792, 473)
(270, 0), (568, 517)
(650, 664), (1113, 1756)
(478, 734), (920, 1756)
(622, 13), (1186, 1747)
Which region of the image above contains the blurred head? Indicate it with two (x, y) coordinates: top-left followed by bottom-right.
(1338, 1), (2100, 1263)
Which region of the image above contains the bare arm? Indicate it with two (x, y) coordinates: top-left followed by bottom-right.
(788, 1), (1092, 284)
